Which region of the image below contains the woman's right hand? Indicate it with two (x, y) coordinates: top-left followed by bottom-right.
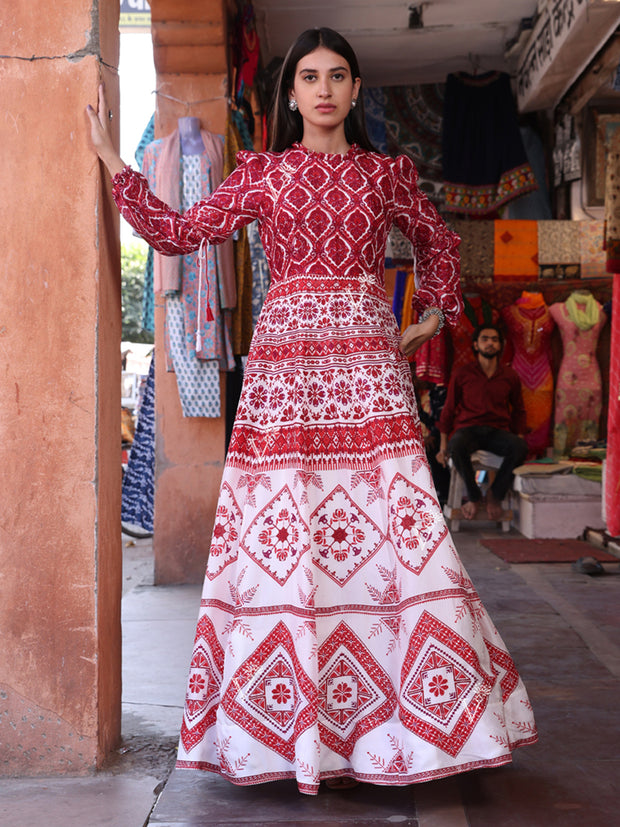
(85, 84), (126, 178)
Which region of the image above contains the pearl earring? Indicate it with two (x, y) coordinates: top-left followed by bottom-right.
(351, 98), (357, 109)
(288, 99), (298, 111)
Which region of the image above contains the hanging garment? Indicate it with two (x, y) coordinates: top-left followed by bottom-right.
(449, 295), (498, 371)
(550, 293), (607, 455)
(227, 112), (271, 337)
(501, 293), (555, 457)
(384, 85), (444, 207)
(605, 279), (620, 535)
(150, 127), (236, 307)
(167, 153), (231, 417)
(362, 87), (388, 154)
(121, 353), (155, 531)
(604, 128), (620, 273)
(247, 220), (271, 331)
(400, 268), (416, 330)
(233, 2), (260, 101)
(134, 114), (156, 334)
(225, 116), (255, 354)
(141, 136), (235, 368)
(413, 325), (449, 385)
(442, 72), (537, 215)
(505, 125), (553, 220)
(112, 144), (537, 793)
(165, 296), (222, 418)
(391, 269), (408, 328)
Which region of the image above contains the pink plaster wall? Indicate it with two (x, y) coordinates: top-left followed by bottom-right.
(0, 3), (121, 773)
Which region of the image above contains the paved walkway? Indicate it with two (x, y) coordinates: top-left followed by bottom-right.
(1, 526), (619, 826)
(147, 528), (620, 827)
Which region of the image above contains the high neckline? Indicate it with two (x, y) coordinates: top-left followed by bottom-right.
(292, 142), (358, 160)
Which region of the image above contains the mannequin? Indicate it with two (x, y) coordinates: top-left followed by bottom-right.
(178, 116), (206, 156)
(501, 290), (554, 457)
(141, 117), (236, 416)
(549, 290), (607, 455)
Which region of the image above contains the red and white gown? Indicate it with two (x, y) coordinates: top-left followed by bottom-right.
(112, 143), (537, 794)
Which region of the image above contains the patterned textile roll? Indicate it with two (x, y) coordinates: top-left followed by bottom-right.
(580, 220), (607, 279)
(452, 220), (494, 283)
(493, 220), (539, 280)
(537, 220), (580, 264)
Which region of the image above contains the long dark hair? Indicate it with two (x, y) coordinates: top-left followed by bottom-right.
(269, 28), (376, 153)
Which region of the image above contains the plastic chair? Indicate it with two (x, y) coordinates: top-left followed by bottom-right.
(443, 450), (513, 532)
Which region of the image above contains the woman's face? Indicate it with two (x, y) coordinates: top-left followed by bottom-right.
(289, 46), (360, 133)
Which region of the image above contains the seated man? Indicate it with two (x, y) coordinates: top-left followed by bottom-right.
(436, 324), (528, 521)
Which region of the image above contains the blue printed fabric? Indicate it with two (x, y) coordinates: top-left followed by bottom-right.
(121, 353), (155, 531)
(247, 220), (270, 330)
(166, 297), (221, 417)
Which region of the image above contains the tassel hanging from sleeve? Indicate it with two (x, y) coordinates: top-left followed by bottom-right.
(196, 236), (214, 353)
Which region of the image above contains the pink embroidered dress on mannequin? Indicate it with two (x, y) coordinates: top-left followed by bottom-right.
(501, 291), (554, 457)
(111, 144), (537, 793)
(550, 291), (607, 455)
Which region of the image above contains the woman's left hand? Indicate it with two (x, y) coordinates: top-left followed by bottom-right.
(399, 315), (439, 356)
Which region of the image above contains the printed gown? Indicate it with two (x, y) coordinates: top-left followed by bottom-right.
(112, 143), (537, 794)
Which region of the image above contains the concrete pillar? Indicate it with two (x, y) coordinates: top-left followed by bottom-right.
(150, 0), (230, 584)
(0, 2), (122, 773)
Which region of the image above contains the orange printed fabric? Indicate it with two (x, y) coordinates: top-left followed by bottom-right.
(493, 220), (538, 280)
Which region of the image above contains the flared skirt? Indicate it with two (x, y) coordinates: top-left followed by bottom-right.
(176, 274), (537, 793)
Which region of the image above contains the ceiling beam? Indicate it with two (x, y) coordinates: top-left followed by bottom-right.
(565, 32), (620, 115)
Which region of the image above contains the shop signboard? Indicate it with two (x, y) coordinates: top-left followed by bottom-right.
(516, 0), (620, 112)
(120, 0), (151, 32)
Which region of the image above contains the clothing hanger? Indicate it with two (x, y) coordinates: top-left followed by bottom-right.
(154, 88), (232, 111)
(468, 53), (481, 76)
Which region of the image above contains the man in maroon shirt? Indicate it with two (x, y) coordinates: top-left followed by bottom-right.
(437, 324), (527, 521)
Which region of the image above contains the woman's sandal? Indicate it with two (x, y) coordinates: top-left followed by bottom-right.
(325, 776), (360, 790)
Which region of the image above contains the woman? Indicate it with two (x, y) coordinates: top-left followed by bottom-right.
(87, 27), (536, 795)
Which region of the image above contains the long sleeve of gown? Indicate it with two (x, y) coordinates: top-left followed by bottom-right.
(111, 150), (266, 256)
(391, 155), (462, 327)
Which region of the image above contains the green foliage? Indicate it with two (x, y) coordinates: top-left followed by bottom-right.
(121, 242), (154, 344)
